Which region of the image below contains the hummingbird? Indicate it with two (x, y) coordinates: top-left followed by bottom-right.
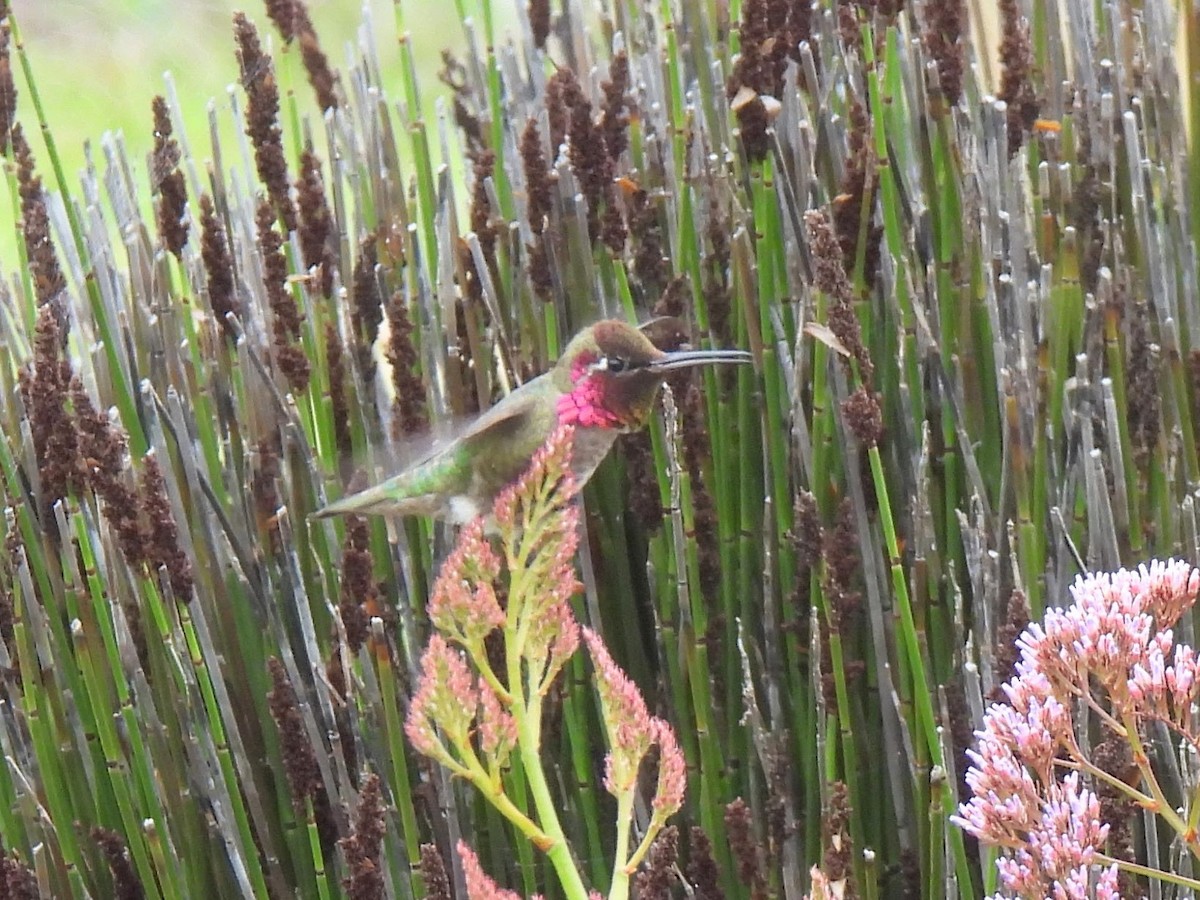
(312, 319), (751, 523)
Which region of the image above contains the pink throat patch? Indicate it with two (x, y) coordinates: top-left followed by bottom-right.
(557, 375), (625, 429)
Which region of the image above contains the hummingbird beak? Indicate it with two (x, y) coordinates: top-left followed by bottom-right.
(646, 348), (753, 372)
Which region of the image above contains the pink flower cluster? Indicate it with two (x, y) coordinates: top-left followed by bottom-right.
(493, 424), (581, 535)
(494, 425), (583, 691)
(460, 842), (523, 900)
(405, 425), (688, 894)
(1016, 560), (1200, 728)
(427, 519), (506, 648)
(583, 629), (686, 821)
(459, 841), (603, 900)
(954, 559), (1200, 898)
(405, 635), (516, 770)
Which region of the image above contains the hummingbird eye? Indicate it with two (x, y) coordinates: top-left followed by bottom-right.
(601, 356), (627, 373)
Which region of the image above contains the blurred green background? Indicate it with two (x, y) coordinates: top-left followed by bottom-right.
(12, 0), (472, 265)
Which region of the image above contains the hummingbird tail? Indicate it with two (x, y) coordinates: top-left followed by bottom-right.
(311, 483), (438, 520)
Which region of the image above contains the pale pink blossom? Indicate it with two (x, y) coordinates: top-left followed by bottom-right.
(427, 518), (506, 645)
(649, 717), (686, 819)
(478, 677), (517, 762)
(804, 867), (834, 900)
(405, 635), (478, 762)
(459, 841), (522, 900)
(987, 774), (1110, 898)
(493, 425), (579, 534)
(584, 628), (655, 796)
(960, 559), (1200, 899)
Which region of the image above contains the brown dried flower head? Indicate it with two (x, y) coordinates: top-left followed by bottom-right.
(198, 193), (240, 341)
(234, 12), (297, 231)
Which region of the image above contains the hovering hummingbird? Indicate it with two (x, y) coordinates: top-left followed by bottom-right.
(312, 319), (751, 523)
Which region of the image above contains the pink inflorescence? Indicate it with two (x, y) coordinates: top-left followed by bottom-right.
(954, 559), (1200, 899)
(493, 424), (581, 531)
(405, 635), (478, 761)
(583, 628), (686, 819)
(427, 518), (505, 646)
(459, 841), (523, 900)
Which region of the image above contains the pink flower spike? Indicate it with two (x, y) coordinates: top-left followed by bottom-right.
(1135, 558), (1200, 628)
(583, 628), (655, 796)
(459, 841), (522, 900)
(494, 425), (579, 532)
(649, 717), (686, 819)
(428, 519), (505, 644)
(405, 635), (478, 760)
(477, 676), (517, 763)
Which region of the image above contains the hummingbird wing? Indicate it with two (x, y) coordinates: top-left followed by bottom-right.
(312, 376), (555, 521)
(455, 377), (558, 498)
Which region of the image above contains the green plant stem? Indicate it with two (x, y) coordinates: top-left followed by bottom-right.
(511, 690), (588, 898)
(607, 790), (636, 900)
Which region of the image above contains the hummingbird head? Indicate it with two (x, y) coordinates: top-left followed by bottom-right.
(554, 319), (751, 430)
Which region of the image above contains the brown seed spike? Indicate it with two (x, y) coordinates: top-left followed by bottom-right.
(823, 782), (857, 893)
(139, 454), (194, 602)
(267, 657), (337, 847)
(922, 0), (966, 106)
(725, 799), (767, 900)
(686, 828), (726, 900)
(250, 434), (283, 552)
(386, 291), (428, 439)
(806, 208), (874, 388)
(90, 827), (145, 900)
(325, 324), (354, 473)
(630, 189), (667, 296)
(529, 0), (551, 50)
(943, 679), (975, 805)
(989, 588), (1030, 703)
(470, 149), (498, 263)
(527, 237), (553, 303)
(521, 116), (552, 235)
(419, 844), (452, 900)
(0, 851), (38, 900)
(832, 99), (882, 289)
(1126, 297), (1161, 467)
(72, 379), (145, 568)
(600, 51), (630, 164)
(620, 431), (663, 531)
(338, 514), (374, 653)
(257, 198), (311, 393)
(151, 96), (189, 258)
(267, 656), (323, 803)
(634, 826), (678, 900)
(350, 235), (383, 381)
(726, 0), (782, 162)
(681, 381), (720, 598)
(559, 68), (625, 250)
(263, 0), (300, 40)
(544, 68), (574, 161)
(340, 773), (386, 900)
(198, 193), (239, 341)
(298, 27), (339, 111)
(12, 125), (68, 321)
(998, 0), (1039, 157)
(822, 498), (863, 635)
(234, 12), (298, 232)
(296, 144), (336, 297)
(292, 0), (340, 112)
(20, 306), (80, 519)
(842, 385), (883, 448)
